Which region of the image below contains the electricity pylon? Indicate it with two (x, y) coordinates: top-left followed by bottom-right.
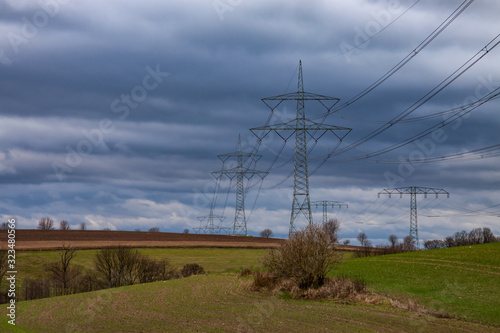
(193, 213), (228, 234)
(251, 61), (351, 236)
(378, 187), (449, 246)
(311, 201), (348, 224)
(212, 135), (268, 236)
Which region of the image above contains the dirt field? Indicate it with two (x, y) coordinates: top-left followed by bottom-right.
(0, 229), (364, 251)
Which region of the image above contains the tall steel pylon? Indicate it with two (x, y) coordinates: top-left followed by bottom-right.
(378, 187), (449, 246)
(251, 61), (351, 236)
(311, 201), (348, 224)
(212, 135), (268, 236)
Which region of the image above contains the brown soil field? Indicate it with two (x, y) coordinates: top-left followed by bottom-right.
(0, 229), (364, 251)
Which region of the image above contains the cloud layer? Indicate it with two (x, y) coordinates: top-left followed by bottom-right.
(1, 0), (499, 244)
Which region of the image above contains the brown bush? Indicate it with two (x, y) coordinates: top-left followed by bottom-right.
(240, 267), (253, 277)
(261, 223), (340, 289)
(251, 271), (279, 290)
(181, 263), (205, 277)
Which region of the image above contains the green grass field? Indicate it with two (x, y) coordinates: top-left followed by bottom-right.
(332, 242), (500, 326)
(3, 243), (499, 332)
(7, 274), (497, 333)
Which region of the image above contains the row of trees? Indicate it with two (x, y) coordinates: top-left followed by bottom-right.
(36, 217), (162, 232)
(5, 245), (204, 303)
(424, 227), (498, 250)
(37, 217), (86, 231)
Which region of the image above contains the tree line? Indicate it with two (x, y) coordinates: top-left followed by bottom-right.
(424, 227), (498, 250)
(0, 245), (205, 303)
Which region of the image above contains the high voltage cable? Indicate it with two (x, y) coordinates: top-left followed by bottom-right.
(320, 34), (500, 164)
(328, 0), (422, 61)
(315, 0), (475, 119)
(377, 142), (500, 164)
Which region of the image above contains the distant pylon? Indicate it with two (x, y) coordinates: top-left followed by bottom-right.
(378, 187), (450, 246)
(212, 135), (268, 236)
(311, 201), (348, 224)
(251, 61), (351, 236)
(193, 213), (228, 234)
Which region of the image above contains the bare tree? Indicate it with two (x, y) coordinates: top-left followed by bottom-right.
(424, 239), (446, 250)
(343, 239), (350, 245)
(45, 245), (80, 295)
(94, 247), (142, 288)
(0, 222), (9, 230)
(183, 228), (189, 234)
(323, 219), (340, 244)
(483, 227), (496, 243)
(468, 228), (484, 245)
(59, 220), (70, 230)
(357, 232), (367, 246)
(402, 235), (417, 251)
(148, 227), (160, 232)
(38, 217), (55, 230)
(79, 222), (87, 231)
(388, 234), (398, 248)
(259, 228), (273, 238)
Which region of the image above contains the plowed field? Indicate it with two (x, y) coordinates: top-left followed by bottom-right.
(0, 229), (286, 250)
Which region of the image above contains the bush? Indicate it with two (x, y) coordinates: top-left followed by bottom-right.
(137, 258), (178, 283)
(261, 223), (340, 289)
(240, 267), (253, 277)
(181, 263), (205, 277)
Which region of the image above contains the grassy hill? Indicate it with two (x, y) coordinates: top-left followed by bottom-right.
(6, 273), (497, 333)
(332, 242), (500, 326)
(3, 243), (499, 332)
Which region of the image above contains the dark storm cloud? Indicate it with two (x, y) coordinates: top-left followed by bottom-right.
(0, 0), (499, 240)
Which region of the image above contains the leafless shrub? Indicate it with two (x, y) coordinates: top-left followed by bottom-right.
(94, 247), (142, 288)
(148, 227), (160, 232)
(0, 222), (9, 230)
(38, 217), (55, 230)
(261, 223), (340, 289)
(181, 263), (205, 277)
(79, 222), (87, 230)
(259, 228), (273, 238)
(251, 271), (279, 290)
(137, 258), (178, 283)
(183, 228), (189, 234)
(240, 267), (253, 277)
(297, 275), (367, 301)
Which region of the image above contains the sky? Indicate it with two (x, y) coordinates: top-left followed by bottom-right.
(0, 0), (499, 245)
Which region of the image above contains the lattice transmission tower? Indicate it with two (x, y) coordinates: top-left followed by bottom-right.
(311, 201), (348, 224)
(251, 61), (351, 236)
(378, 186), (449, 246)
(193, 212), (228, 234)
(212, 135), (268, 236)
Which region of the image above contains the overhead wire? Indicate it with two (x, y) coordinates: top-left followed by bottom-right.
(318, 34), (500, 164)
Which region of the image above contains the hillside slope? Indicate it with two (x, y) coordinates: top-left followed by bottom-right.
(8, 274), (498, 333)
(334, 243), (500, 326)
